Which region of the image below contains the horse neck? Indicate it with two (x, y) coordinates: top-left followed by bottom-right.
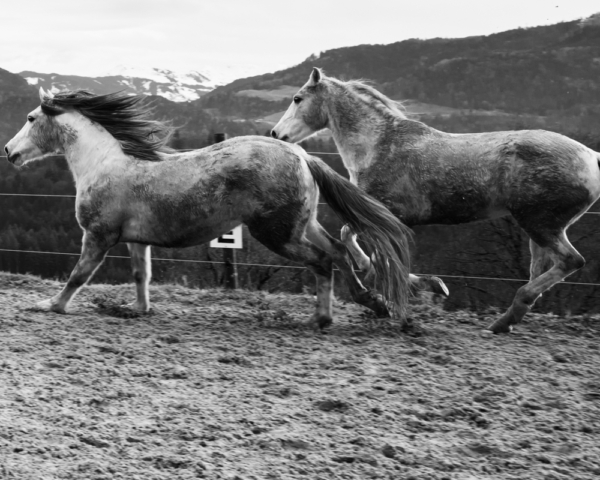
(326, 90), (389, 182)
(59, 114), (126, 184)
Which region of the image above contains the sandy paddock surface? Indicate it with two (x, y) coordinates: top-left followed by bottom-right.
(0, 272), (599, 480)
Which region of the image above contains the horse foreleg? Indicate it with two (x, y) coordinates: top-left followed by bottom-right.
(127, 243), (152, 311)
(331, 241), (390, 318)
(489, 232), (584, 334)
(37, 233), (113, 313)
(341, 225), (449, 296)
(305, 262), (334, 330)
(341, 224), (374, 275)
(312, 225), (390, 317)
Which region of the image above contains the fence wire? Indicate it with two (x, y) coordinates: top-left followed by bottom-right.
(1, 151), (600, 288)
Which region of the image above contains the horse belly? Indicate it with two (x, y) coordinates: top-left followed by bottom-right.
(425, 188), (507, 225)
(366, 175), (502, 226)
(120, 201), (245, 248)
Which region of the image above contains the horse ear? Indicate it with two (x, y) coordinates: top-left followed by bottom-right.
(39, 87), (54, 101)
(308, 67), (322, 86)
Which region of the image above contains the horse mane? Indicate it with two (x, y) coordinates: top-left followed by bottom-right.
(344, 80), (407, 118)
(40, 90), (174, 161)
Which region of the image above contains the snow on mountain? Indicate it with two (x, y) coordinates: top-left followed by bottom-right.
(197, 65), (272, 85)
(19, 66), (226, 102)
(106, 65), (220, 90)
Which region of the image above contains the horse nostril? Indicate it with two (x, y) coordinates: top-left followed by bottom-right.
(3, 146), (8, 156)
(271, 130), (278, 139)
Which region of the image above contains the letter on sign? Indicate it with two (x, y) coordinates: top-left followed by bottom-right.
(210, 225), (243, 249)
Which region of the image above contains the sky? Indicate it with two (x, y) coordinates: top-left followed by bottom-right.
(1, 0), (599, 83)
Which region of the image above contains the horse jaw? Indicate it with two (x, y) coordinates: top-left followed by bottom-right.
(273, 106), (318, 143)
(6, 125), (60, 167)
(5, 107), (63, 168)
(6, 143), (50, 167)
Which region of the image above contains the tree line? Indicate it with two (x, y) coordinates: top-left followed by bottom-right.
(2, 119), (600, 316)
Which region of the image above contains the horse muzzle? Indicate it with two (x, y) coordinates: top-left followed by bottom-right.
(3, 146), (20, 165)
(271, 130), (290, 142)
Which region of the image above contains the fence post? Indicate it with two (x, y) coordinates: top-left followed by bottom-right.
(214, 133), (238, 289)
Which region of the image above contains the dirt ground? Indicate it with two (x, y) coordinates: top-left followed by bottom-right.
(0, 272), (599, 480)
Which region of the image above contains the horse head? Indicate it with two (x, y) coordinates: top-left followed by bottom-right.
(4, 87), (66, 167)
(271, 67), (329, 143)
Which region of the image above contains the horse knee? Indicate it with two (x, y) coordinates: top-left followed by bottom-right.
(133, 270), (145, 283)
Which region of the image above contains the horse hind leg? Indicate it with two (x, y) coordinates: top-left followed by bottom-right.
(248, 222), (334, 330)
(409, 274), (450, 296)
(289, 243), (335, 330)
(341, 224), (373, 274)
(529, 238), (553, 280)
(313, 223), (391, 317)
(341, 224), (449, 296)
(127, 243), (152, 311)
(488, 230), (585, 334)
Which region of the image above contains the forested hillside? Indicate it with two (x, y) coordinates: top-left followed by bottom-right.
(201, 18), (600, 135)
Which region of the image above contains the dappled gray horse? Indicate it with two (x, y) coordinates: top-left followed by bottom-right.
(272, 68), (600, 333)
(4, 88), (414, 327)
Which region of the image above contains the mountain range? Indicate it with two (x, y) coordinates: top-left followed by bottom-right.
(200, 14), (600, 130)
(2, 13), (600, 149)
(20, 66), (217, 103)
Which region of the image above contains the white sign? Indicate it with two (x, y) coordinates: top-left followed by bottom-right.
(210, 225), (243, 249)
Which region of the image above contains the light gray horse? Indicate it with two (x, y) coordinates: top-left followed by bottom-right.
(272, 68), (600, 333)
(5, 88), (414, 328)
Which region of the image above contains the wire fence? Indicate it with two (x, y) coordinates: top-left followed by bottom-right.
(1, 152), (600, 288)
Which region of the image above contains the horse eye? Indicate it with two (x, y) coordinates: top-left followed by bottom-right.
(293, 96), (302, 104)
(27, 115), (35, 123)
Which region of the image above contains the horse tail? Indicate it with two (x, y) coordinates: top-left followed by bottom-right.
(304, 154), (412, 318)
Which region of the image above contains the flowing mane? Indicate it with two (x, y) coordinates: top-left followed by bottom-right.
(40, 90), (174, 161)
(345, 80), (406, 118)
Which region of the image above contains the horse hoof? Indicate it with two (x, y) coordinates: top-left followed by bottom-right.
(428, 276), (449, 296)
(363, 291), (390, 318)
(487, 322), (513, 334)
(373, 295), (390, 318)
(308, 314), (332, 331)
(317, 315), (333, 330)
(124, 302), (151, 312)
(353, 290), (390, 317)
(35, 299), (66, 314)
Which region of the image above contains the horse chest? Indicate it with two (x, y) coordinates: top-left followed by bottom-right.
(76, 198), (119, 240)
